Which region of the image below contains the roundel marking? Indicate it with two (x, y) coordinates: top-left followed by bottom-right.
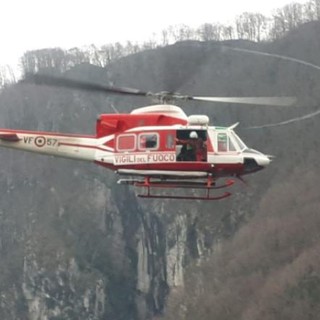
(35, 136), (46, 147)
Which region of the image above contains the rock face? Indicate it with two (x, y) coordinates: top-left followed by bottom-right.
(0, 160), (221, 320)
(0, 26), (319, 319)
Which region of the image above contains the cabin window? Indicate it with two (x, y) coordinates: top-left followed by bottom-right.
(117, 134), (136, 151)
(166, 134), (175, 149)
(138, 133), (159, 150)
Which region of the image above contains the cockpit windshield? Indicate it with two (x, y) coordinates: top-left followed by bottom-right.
(230, 131), (247, 151)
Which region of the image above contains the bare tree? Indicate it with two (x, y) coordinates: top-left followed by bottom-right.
(20, 48), (68, 75)
(197, 23), (224, 41)
(236, 13), (268, 41)
(177, 24), (195, 41)
(0, 65), (16, 87)
(161, 29), (170, 46)
(221, 25), (235, 40)
(67, 47), (90, 67)
(167, 25), (183, 42)
(304, 0), (320, 20)
(269, 3), (305, 39)
(124, 41), (140, 56)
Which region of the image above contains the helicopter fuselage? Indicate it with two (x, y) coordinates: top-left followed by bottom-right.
(0, 105), (270, 200)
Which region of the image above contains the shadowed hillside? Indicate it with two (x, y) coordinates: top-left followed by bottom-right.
(0, 20), (320, 320)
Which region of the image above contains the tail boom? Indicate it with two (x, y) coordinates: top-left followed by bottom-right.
(0, 129), (104, 161)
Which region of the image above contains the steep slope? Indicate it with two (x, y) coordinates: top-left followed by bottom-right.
(160, 24), (320, 320)
(0, 21), (320, 320)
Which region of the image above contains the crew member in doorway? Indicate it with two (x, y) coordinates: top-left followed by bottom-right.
(177, 131), (206, 161)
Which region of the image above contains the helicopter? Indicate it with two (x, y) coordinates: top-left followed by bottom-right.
(0, 74), (296, 200)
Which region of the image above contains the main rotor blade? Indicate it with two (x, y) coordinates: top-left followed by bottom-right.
(188, 96), (297, 106)
(21, 74), (151, 97)
(21, 74), (296, 107)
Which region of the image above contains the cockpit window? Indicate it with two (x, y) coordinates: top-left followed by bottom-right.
(218, 133), (228, 152)
(229, 137), (236, 151)
(217, 132), (238, 152)
(230, 131), (247, 151)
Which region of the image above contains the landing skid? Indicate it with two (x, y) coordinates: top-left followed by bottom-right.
(117, 176), (234, 200)
(137, 192), (231, 201)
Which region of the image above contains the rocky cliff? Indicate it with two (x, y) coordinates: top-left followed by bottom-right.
(0, 22), (319, 319)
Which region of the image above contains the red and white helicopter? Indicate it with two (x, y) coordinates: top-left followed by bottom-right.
(0, 75), (295, 200)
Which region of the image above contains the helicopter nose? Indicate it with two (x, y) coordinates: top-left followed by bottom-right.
(242, 150), (271, 174)
(255, 154), (271, 167)
(244, 149), (271, 167)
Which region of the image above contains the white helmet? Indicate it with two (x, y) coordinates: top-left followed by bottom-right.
(189, 131), (198, 139)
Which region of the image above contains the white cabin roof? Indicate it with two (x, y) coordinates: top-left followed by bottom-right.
(131, 104), (188, 121)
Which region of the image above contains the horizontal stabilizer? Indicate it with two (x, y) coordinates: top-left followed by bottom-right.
(0, 133), (20, 142)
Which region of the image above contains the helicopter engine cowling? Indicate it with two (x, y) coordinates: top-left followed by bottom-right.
(96, 105), (188, 137)
(188, 115), (209, 125)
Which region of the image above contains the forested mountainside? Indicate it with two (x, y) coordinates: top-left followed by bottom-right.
(0, 20), (320, 320)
